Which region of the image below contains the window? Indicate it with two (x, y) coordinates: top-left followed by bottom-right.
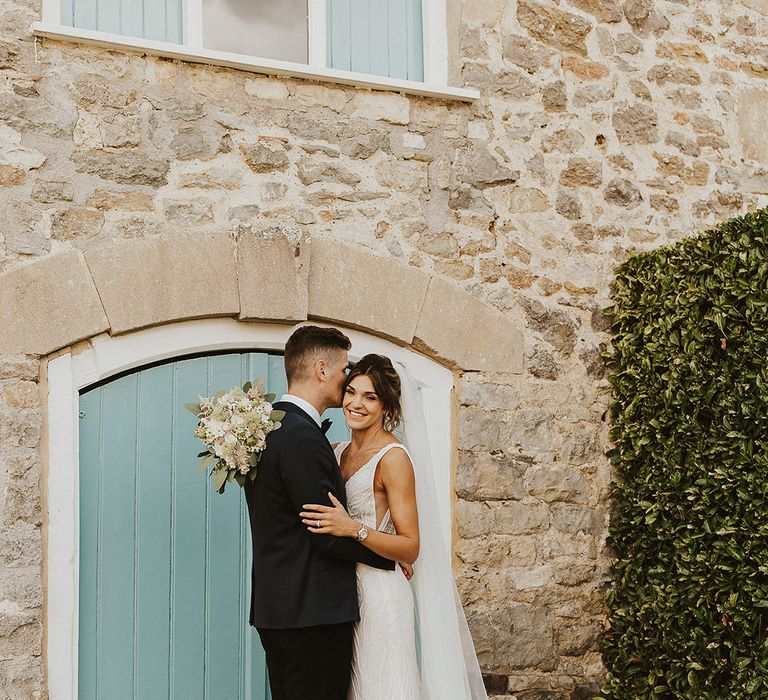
(49, 0), (445, 85)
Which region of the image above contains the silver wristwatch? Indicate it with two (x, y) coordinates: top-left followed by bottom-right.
(356, 524), (368, 542)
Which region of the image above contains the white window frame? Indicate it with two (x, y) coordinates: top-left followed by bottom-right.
(33, 0), (476, 101)
(45, 318), (456, 700)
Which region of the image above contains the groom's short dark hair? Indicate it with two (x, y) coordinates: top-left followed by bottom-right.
(284, 325), (351, 384)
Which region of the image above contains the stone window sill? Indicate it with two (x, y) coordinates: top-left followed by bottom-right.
(31, 23), (480, 102)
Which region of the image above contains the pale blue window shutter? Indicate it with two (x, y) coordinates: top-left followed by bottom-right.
(327, 0), (424, 81)
(60, 0), (183, 43)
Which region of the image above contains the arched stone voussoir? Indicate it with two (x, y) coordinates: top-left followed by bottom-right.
(1, 249), (109, 356)
(238, 229), (310, 323)
(307, 239), (431, 344)
(85, 236), (240, 335)
(415, 277), (525, 374)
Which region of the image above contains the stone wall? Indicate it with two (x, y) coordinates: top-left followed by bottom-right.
(2, 0), (768, 697)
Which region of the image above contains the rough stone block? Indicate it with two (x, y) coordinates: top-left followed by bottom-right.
(495, 501), (549, 535)
(0, 522), (41, 567)
(0, 251), (109, 355)
(349, 92), (411, 125)
(244, 77), (289, 99)
(85, 237), (240, 334)
(456, 451), (527, 501)
(467, 603), (555, 671)
(0, 357), (39, 381)
(414, 277), (524, 373)
(517, 1), (591, 57)
(307, 239), (430, 343)
(295, 84), (349, 112)
(238, 230), (309, 322)
(738, 88), (768, 163)
(527, 465), (590, 504)
(0, 655), (45, 699)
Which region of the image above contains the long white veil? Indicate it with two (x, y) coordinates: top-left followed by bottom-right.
(395, 361), (488, 700)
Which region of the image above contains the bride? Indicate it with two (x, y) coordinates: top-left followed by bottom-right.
(300, 354), (487, 700)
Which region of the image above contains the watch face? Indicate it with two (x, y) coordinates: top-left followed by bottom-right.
(359, 526), (368, 541)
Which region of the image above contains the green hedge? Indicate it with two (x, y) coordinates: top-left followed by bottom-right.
(603, 208), (768, 699)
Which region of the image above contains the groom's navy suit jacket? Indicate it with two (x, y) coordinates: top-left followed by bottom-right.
(245, 401), (395, 629)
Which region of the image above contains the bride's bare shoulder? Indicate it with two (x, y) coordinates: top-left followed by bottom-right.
(378, 443), (414, 475)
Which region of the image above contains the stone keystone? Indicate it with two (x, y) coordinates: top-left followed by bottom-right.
(85, 237), (240, 334)
(307, 240), (430, 344)
(414, 277), (524, 373)
(0, 250), (109, 355)
(238, 230), (310, 323)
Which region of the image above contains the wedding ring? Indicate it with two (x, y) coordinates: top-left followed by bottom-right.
(316, 519), (320, 528)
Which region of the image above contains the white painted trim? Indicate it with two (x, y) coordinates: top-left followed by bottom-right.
(47, 353), (79, 700)
(182, 0), (203, 48)
(46, 319), (455, 699)
(31, 22), (479, 101)
(307, 0), (326, 69)
(422, 0), (448, 85)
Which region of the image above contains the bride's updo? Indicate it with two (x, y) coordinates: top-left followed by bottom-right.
(344, 354), (402, 432)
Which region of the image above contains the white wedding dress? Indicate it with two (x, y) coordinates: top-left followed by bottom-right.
(334, 441), (424, 700)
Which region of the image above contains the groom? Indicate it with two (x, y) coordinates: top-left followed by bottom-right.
(245, 325), (395, 700)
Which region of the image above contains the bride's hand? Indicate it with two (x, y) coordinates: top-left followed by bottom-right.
(399, 562), (414, 580)
(301, 492), (359, 538)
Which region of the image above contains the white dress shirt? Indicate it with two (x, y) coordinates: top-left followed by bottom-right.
(279, 393), (322, 427)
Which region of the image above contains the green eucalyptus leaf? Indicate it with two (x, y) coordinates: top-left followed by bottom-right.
(197, 453), (214, 475)
(213, 467), (227, 492)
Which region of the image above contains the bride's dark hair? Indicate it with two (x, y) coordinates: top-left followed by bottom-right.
(344, 354), (402, 432)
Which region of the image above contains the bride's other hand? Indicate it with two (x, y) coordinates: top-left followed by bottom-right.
(301, 492), (359, 538)
(399, 562), (414, 580)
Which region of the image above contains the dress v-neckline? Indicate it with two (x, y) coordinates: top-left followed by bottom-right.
(339, 441), (400, 485)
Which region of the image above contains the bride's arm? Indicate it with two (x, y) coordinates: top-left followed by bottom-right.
(300, 449), (420, 564)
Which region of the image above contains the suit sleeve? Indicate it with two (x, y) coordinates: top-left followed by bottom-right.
(279, 430), (396, 571)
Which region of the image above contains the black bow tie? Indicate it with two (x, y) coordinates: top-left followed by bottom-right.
(320, 418), (333, 434)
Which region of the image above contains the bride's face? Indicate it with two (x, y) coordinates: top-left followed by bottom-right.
(343, 374), (384, 431)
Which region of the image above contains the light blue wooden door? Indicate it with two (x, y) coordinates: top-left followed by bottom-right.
(78, 351), (349, 700)
(60, 0), (183, 43)
(327, 0), (424, 81)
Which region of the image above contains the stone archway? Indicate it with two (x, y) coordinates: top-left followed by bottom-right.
(2, 232), (524, 373)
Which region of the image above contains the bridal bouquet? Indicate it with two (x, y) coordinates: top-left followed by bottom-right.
(187, 381), (284, 494)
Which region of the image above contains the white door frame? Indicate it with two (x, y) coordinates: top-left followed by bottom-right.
(45, 318), (455, 700)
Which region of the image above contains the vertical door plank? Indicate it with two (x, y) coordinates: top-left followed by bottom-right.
(135, 365), (173, 699)
(96, 374), (138, 699)
(267, 354), (288, 399)
(205, 355), (246, 700)
(247, 352), (273, 699)
(78, 389), (102, 700)
(170, 356), (209, 699)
